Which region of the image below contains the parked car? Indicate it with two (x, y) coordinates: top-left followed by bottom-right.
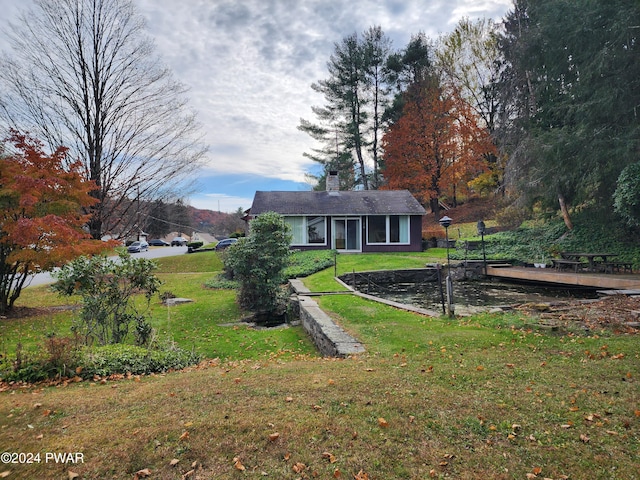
(127, 241), (149, 253)
(148, 239), (169, 246)
(215, 238), (238, 250)
(171, 236), (188, 246)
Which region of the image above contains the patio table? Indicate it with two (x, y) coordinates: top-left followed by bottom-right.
(560, 252), (618, 272)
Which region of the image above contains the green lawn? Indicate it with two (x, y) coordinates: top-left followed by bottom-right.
(0, 251), (316, 361)
(302, 250), (447, 292)
(1, 250), (638, 479)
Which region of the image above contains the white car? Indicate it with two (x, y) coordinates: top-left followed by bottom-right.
(127, 241), (149, 253)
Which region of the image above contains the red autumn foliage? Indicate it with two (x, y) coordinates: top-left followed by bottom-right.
(382, 78), (496, 213)
(0, 130), (111, 313)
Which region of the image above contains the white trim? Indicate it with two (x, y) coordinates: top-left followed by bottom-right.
(366, 215), (411, 245)
(283, 215), (328, 247)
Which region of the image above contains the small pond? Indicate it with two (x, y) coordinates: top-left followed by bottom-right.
(365, 279), (600, 315)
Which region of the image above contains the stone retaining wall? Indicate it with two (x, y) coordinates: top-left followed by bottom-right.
(296, 295), (365, 357)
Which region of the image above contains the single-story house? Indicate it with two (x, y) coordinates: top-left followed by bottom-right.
(247, 174), (426, 252)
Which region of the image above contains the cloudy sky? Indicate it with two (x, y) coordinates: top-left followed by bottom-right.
(0, 0), (512, 212)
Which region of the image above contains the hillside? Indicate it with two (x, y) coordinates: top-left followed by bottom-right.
(422, 196), (499, 237)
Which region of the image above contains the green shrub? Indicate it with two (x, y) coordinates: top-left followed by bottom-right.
(1, 340), (202, 382)
(1, 335), (82, 383)
(284, 250), (336, 278)
(223, 212), (292, 317)
(187, 241), (204, 249)
(52, 251), (161, 346)
(81, 343), (202, 377)
(614, 162), (640, 227)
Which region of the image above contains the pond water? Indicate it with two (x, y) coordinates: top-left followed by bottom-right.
(366, 279), (600, 315)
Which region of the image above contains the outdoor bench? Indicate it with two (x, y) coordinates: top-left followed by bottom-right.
(602, 261), (633, 274)
(551, 259), (584, 272)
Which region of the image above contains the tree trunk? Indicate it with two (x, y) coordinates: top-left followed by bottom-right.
(430, 197), (440, 220)
(558, 193), (573, 230)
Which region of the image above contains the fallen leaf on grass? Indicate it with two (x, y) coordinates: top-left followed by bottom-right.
(354, 470), (370, 480)
(169, 458), (180, 466)
(476, 365), (485, 371)
(68, 472), (79, 480)
(378, 417), (389, 428)
(0, 472), (10, 479)
(333, 468), (341, 477)
(268, 432), (280, 441)
(580, 434), (590, 443)
(233, 458), (245, 471)
(179, 431), (190, 441)
(134, 468), (152, 479)
(292, 462), (306, 473)
(181, 469), (195, 479)
(322, 451), (337, 463)
(532, 467), (542, 475)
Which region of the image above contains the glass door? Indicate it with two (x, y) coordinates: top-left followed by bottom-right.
(333, 218), (361, 251)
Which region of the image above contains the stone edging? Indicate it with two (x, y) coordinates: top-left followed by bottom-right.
(289, 279), (365, 357)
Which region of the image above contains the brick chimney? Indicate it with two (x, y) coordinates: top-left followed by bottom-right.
(326, 170), (339, 192)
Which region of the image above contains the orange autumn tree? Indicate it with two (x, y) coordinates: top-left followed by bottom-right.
(382, 77), (496, 216)
(0, 131), (108, 314)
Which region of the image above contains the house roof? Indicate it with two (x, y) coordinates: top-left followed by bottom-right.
(250, 190), (426, 216)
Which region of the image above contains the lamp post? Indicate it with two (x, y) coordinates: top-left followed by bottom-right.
(439, 216), (452, 266)
(439, 215), (454, 317)
(477, 220), (487, 276)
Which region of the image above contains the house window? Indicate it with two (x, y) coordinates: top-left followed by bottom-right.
(286, 217), (305, 244)
(306, 216), (326, 244)
(284, 216), (326, 245)
(367, 215), (409, 244)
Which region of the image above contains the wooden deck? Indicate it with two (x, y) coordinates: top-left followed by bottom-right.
(485, 265), (640, 291)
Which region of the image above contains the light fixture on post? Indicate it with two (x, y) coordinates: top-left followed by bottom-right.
(438, 216), (452, 266)
(438, 215), (454, 318)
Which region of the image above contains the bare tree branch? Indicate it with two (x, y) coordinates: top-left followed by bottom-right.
(0, 0), (207, 239)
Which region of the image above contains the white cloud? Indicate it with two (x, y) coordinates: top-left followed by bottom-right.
(0, 0), (512, 210)
(189, 192), (255, 213)
(134, 0), (512, 185)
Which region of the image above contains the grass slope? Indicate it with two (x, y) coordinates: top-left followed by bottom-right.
(0, 250), (639, 479)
